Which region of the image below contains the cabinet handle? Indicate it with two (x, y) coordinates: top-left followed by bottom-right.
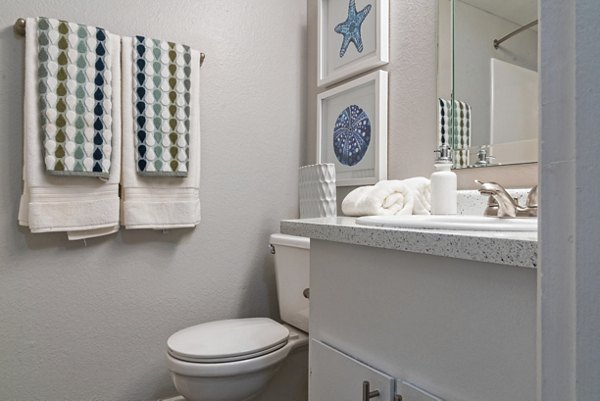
(303, 288), (310, 299)
(362, 381), (380, 401)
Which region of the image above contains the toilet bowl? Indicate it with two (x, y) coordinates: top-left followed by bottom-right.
(166, 234), (310, 401)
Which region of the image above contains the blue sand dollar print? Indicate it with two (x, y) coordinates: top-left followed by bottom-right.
(334, 0), (372, 58)
(333, 105), (371, 166)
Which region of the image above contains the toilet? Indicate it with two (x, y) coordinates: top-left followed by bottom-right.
(166, 234), (310, 401)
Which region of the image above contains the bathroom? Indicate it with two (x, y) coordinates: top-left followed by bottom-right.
(0, 0), (597, 401)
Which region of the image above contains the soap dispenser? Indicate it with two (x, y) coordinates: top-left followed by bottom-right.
(430, 145), (457, 215)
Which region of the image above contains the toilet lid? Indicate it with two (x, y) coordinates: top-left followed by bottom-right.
(167, 318), (290, 363)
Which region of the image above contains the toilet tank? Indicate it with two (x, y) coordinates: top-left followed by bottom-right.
(270, 233), (310, 332)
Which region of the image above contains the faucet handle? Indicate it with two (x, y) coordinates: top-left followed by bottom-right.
(475, 149), (496, 166)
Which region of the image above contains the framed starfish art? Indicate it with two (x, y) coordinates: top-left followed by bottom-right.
(317, 71), (388, 186)
(318, 0), (389, 87)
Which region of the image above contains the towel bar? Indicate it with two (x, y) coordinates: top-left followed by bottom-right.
(13, 17), (206, 66)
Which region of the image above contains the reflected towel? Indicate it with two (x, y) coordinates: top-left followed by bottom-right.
(120, 36), (201, 229)
(341, 178), (431, 217)
(18, 17), (121, 239)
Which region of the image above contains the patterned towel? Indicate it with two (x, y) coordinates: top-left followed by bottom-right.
(132, 36), (192, 176)
(120, 36), (201, 229)
(437, 98), (472, 168)
(37, 17), (113, 177)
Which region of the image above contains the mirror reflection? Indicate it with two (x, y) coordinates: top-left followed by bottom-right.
(438, 0), (539, 169)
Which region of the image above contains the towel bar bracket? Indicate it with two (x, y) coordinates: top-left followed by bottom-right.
(14, 17), (26, 36)
(13, 17), (206, 66)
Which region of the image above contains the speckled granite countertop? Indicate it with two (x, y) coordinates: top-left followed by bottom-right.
(280, 217), (537, 269)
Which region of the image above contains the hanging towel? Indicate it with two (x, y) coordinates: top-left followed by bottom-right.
(18, 17), (121, 239)
(121, 36), (201, 229)
(132, 36), (192, 177)
(37, 17), (114, 178)
(341, 177), (431, 217)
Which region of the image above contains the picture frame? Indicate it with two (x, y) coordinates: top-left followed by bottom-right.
(318, 0), (389, 87)
(317, 70), (388, 186)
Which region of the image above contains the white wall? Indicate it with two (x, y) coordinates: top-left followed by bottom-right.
(0, 1), (307, 401)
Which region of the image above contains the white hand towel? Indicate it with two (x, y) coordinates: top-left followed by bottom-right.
(341, 178), (431, 217)
(121, 36), (201, 229)
(18, 18), (121, 239)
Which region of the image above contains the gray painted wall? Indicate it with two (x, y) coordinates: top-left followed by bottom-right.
(456, 0), (537, 146)
(307, 0), (537, 207)
(308, 0), (439, 182)
(539, 0), (600, 399)
(0, 1), (307, 400)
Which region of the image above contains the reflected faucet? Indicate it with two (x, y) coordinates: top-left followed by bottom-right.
(474, 147), (496, 167)
(475, 180), (538, 218)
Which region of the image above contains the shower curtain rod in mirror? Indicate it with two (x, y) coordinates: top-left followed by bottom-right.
(13, 18), (206, 66)
(494, 19), (538, 49)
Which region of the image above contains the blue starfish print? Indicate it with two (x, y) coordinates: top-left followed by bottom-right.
(334, 0), (372, 58)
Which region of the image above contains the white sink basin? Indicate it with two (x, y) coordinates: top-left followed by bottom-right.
(355, 215), (538, 232)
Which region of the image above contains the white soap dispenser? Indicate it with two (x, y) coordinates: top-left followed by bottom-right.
(430, 145), (457, 215)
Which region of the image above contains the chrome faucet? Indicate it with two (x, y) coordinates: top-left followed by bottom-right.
(474, 147), (496, 167)
(475, 180), (538, 218)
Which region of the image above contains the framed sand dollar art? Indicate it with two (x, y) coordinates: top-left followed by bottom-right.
(317, 70), (388, 186)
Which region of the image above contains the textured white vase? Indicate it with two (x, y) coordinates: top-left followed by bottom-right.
(299, 164), (336, 219)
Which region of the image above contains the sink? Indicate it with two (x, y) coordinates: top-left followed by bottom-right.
(355, 215), (538, 232)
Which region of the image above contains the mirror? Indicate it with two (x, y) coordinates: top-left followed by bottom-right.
(437, 0), (539, 169)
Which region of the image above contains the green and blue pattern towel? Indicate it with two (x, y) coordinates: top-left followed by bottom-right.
(133, 36), (192, 177)
(37, 17), (113, 177)
(438, 98), (472, 168)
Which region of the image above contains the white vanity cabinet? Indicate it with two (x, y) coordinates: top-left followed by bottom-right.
(310, 339), (395, 401)
(307, 239), (537, 401)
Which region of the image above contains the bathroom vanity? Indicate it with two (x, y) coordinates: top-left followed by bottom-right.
(281, 217), (537, 401)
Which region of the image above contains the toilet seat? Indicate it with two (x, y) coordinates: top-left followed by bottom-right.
(167, 318), (290, 363)
(166, 323), (308, 379)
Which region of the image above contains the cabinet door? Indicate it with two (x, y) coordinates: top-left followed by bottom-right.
(310, 339), (395, 401)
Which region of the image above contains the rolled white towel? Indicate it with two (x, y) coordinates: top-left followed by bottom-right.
(401, 176), (431, 215)
(341, 178), (431, 217)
